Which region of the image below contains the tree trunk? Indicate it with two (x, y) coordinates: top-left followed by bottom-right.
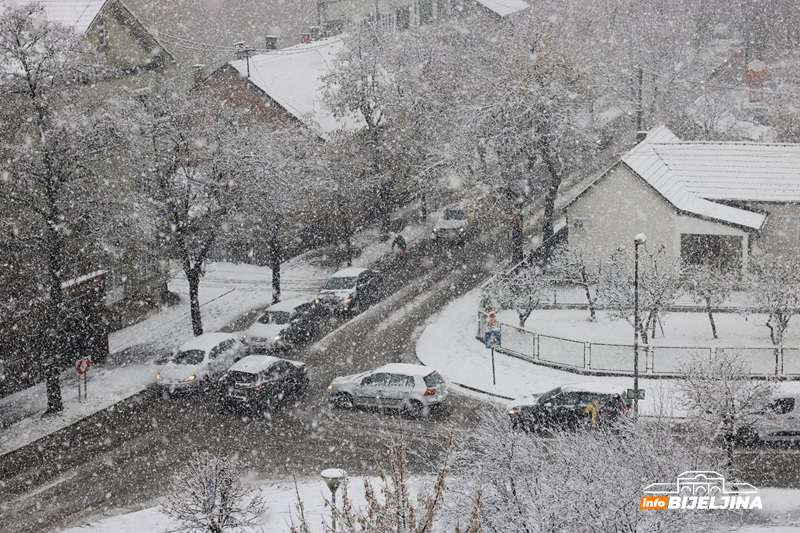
(270, 220), (282, 304)
(44, 195), (64, 414)
(420, 191), (427, 222)
(511, 211), (524, 264)
(706, 298), (718, 339)
(581, 267), (596, 321)
(540, 150), (563, 265)
(187, 269), (203, 336)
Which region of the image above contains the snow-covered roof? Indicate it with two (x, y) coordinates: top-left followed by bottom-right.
(227, 355), (281, 374)
(331, 267), (368, 278)
(620, 126), (768, 230)
(178, 332), (235, 352)
(375, 363), (434, 376)
(228, 37), (365, 139)
(1, 0), (106, 34)
(265, 296), (312, 313)
(473, 0), (530, 17)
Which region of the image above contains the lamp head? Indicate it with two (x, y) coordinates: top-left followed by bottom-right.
(634, 233), (647, 245)
(321, 468), (347, 493)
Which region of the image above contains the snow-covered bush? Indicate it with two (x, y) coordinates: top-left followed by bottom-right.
(443, 410), (725, 532)
(746, 253), (800, 347)
(683, 264), (737, 339)
(162, 452), (265, 533)
(679, 350), (776, 464)
(492, 266), (551, 328)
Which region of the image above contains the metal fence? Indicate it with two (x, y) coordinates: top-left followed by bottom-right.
(476, 311), (797, 379)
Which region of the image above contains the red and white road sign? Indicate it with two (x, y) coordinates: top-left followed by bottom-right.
(76, 357), (92, 375)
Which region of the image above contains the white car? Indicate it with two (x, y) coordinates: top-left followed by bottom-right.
(156, 333), (245, 394)
(244, 298), (319, 354)
(433, 207), (469, 242)
(315, 267), (382, 315)
(737, 395), (800, 445)
(327, 363), (447, 417)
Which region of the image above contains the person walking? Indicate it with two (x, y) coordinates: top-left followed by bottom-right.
(391, 233), (407, 261)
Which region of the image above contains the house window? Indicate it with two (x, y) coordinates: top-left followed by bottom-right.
(419, 0), (433, 24)
(396, 6), (410, 29)
(680, 234), (742, 271)
(97, 20), (109, 50)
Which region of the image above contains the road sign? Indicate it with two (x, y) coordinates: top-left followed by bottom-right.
(76, 357), (92, 375)
(485, 331), (501, 349)
(626, 388), (645, 400)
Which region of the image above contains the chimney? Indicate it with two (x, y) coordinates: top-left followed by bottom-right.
(192, 64), (207, 84)
(301, 32), (311, 44)
(234, 41), (248, 60)
(309, 26), (320, 41)
(636, 130), (648, 143)
(265, 35), (278, 50)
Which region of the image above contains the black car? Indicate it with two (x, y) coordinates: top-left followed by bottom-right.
(507, 384), (630, 432)
(217, 355), (309, 411)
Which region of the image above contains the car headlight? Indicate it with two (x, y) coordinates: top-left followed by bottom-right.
(327, 384), (333, 390)
(343, 298), (352, 304)
(315, 298), (321, 305)
(185, 375), (196, 382)
(274, 335), (282, 341)
(459, 227), (465, 232)
(433, 228), (438, 232)
(241, 334), (249, 344)
(507, 407), (519, 415)
(156, 373), (161, 380)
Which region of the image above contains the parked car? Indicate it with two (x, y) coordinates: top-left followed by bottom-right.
(506, 383), (630, 432)
(315, 267), (382, 315)
(736, 395), (800, 446)
(433, 207), (470, 243)
(243, 298), (320, 354)
(217, 355), (308, 411)
(156, 333), (245, 394)
(327, 363), (447, 417)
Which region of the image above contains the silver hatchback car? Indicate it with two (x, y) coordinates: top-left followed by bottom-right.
(327, 363), (447, 418)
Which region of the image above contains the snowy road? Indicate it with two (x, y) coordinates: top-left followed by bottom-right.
(0, 234), (501, 532)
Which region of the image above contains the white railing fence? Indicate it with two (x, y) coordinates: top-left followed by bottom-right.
(477, 311), (793, 379)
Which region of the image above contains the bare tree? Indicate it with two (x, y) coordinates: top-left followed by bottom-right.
(163, 451), (265, 533)
(679, 350), (776, 465)
(596, 245), (683, 344)
(142, 88), (283, 336)
(0, 5), (144, 412)
(683, 264), (737, 339)
(747, 253), (800, 349)
(491, 266), (551, 328)
(547, 244), (599, 321)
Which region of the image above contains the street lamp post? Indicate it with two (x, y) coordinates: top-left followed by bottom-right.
(633, 233), (647, 417)
(321, 468), (347, 531)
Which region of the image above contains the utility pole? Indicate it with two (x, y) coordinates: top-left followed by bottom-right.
(636, 66), (643, 133)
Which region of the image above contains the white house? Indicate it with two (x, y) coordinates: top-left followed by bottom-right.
(565, 126), (800, 271)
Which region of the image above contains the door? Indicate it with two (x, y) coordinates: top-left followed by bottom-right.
(358, 373), (390, 407)
(385, 374), (415, 408)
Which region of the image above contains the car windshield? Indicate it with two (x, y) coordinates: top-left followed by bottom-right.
(324, 276), (357, 290)
(444, 209), (466, 220)
(172, 349), (205, 365)
(258, 311), (292, 325)
(424, 371), (444, 387)
(537, 387), (562, 404)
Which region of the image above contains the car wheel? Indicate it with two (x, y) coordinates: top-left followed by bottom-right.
(736, 426), (760, 448)
(334, 393), (355, 410)
(405, 400), (424, 419)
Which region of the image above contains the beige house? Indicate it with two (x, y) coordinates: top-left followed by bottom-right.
(565, 126), (800, 272)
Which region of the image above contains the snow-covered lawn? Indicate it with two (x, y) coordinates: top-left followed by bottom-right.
(510, 308), (800, 348)
(416, 289), (800, 417)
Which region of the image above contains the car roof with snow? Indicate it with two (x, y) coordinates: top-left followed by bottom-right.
(331, 267), (369, 278)
(227, 355), (282, 374)
(559, 382), (626, 395)
(178, 332), (236, 352)
(264, 297), (311, 313)
(374, 363), (436, 377)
